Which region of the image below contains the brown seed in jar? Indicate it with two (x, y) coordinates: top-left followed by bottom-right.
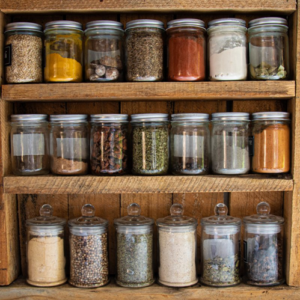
(95, 65), (106, 77)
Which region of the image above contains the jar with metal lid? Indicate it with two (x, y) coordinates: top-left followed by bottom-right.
(157, 204), (198, 287)
(10, 114), (50, 175)
(44, 20), (83, 82)
(114, 203), (154, 288)
(26, 204), (67, 287)
(252, 112), (290, 173)
(208, 18), (247, 81)
(85, 21), (124, 82)
(50, 115), (89, 175)
(171, 113), (210, 175)
(243, 202), (285, 286)
(125, 19), (164, 81)
(200, 203), (241, 287)
(68, 204), (109, 288)
(131, 113), (169, 175)
(4, 22), (43, 83)
(211, 112), (250, 175)
(167, 19), (206, 81)
(90, 114), (128, 175)
(249, 17), (289, 80)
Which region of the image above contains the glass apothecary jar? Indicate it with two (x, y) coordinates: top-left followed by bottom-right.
(167, 19), (206, 81)
(211, 112), (250, 175)
(131, 114), (169, 175)
(68, 204), (109, 288)
(50, 115), (89, 175)
(114, 203), (154, 288)
(208, 18), (247, 81)
(249, 17), (289, 80)
(10, 114), (50, 176)
(44, 21), (83, 82)
(4, 22), (43, 83)
(90, 114), (128, 175)
(200, 203), (241, 287)
(171, 113), (210, 175)
(26, 204), (66, 287)
(243, 202), (285, 286)
(157, 204), (198, 287)
(126, 19), (164, 81)
(252, 112), (290, 173)
(85, 21), (124, 82)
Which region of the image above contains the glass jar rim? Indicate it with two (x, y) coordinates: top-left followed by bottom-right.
(131, 113), (168, 122)
(167, 18), (205, 30)
(91, 114), (128, 123)
(44, 20), (83, 32)
(50, 114), (88, 123)
(85, 20), (124, 34)
(171, 113), (209, 122)
(5, 22), (42, 34)
(208, 18), (246, 30)
(252, 111), (290, 121)
(212, 112), (249, 121)
(11, 114), (48, 122)
(126, 19), (165, 31)
(249, 17), (288, 29)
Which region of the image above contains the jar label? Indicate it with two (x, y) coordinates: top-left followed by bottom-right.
(13, 133), (45, 156)
(249, 136), (254, 156)
(4, 44), (12, 66)
(203, 239), (235, 260)
(88, 49), (121, 63)
(54, 138), (88, 159)
(174, 134), (204, 158)
(243, 240), (248, 263)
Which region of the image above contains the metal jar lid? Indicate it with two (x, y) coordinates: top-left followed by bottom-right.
(171, 113), (209, 122)
(11, 114), (48, 122)
(90, 114), (128, 123)
(208, 18), (246, 30)
(212, 112), (249, 121)
(167, 18), (205, 30)
(252, 111), (290, 121)
(85, 20), (124, 32)
(44, 20), (83, 31)
(249, 17), (288, 29)
(131, 113), (168, 122)
(126, 19), (165, 31)
(5, 22), (42, 33)
(50, 114), (88, 123)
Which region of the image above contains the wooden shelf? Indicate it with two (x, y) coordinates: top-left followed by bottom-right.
(2, 81), (295, 102)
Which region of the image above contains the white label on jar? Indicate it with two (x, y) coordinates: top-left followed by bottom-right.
(250, 44), (277, 67)
(13, 133), (45, 156)
(55, 138), (87, 159)
(174, 134), (204, 158)
(203, 239), (235, 260)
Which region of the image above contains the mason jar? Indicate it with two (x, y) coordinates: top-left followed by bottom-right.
(252, 112), (290, 173)
(50, 115), (89, 175)
(4, 22), (43, 83)
(171, 113), (210, 175)
(44, 21), (83, 82)
(114, 203), (154, 288)
(167, 19), (206, 81)
(10, 114), (50, 175)
(211, 112), (250, 175)
(243, 202), (285, 286)
(249, 17), (289, 80)
(200, 203), (241, 287)
(131, 114), (169, 175)
(126, 19), (164, 81)
(85, 21), (124, 82)
(208, 18), (247, 81)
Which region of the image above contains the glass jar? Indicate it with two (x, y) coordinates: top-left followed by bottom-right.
(50, 115), (89, 175)
(4, 22), (43, 83)
(157, 204), (198, 287)
(90, 114), (128, 175)
(167, 19), (206, 81)
(10, 114), (50, 175)
(252, 112), (290, 173)
(211, 112), (250, 175)
(114, 203), (154, 288)
(249, 17), (289, 80)
(85, 21), (124, 82)
(131, 114), (169, 175)
(208, 18), (247, 81)
(26, 204), (66, 287)
(171, 113), (210, 175)
(126, 19), (164, 81)
(68, 204), (109, 288)
(243, 202), (285, 286)
(200, 203), (241, 287)
(44, 21), (83, 82)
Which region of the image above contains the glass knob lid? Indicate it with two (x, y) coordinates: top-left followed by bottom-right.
(40, 204), (53, 218)
(170, 203), (184, 217)
(256, 202), (271, 215)
(214, 203), (228, 216)
(81, 204), (95, 218)
(128, 203), (141, 216)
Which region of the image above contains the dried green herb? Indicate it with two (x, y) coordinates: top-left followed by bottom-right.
(250, 62), (287, 79)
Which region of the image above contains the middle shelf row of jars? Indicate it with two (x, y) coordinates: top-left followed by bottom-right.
(11, 112), (290, 176)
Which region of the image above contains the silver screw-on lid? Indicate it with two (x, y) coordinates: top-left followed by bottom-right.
(208, 18), (246, 29)
(252, 111), (290, 121)
(5, 22), (42, 33)
(249, 17), (288, 29)
(45, 20), (83, 31)
(85, 20), (124, 32)
(212, 112), (249, 121)
(90, 114), (128, 123)
(131, 113), (168, 122)
(126, 19), (165, 30)
(50, 114), (88, 123)
(11, 114), (48, 122)
(167, 18), (205, 30)
(171, 113), (209, 121)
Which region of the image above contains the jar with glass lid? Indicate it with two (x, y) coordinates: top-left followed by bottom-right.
(114, 203), (154, 288)
(157, 204), (198, 287)
(44, 20), (83, 82)
(125, 19), (164, 81)
(10, 114), (50, 176)
(131, 113), (169, 175)
(171, 113), (210, 175)
(68, 204), (109, 288)
(243, 202), (285, 286)
(26, 204), (67, 287)
(249, 17), (289, 80)
(85, 21), (124, 82)
(200, 203), (241, 287)
(167, 19), (206, 81)
(211, 112), (250, 175)
(252, 112), (290, 174)
(4, 22), (43, 83)
(208, 18), (247, 81)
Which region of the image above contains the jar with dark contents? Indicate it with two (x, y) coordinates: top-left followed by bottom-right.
(68, 204), (109, 288)
(90, 114), (128, 175)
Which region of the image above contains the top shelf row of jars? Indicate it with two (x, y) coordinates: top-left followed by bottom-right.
(4, 17), (289, 84)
